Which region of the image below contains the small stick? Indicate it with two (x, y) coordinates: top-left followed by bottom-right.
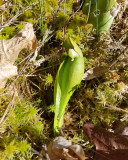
(8, 126), (48, 160)
(105, 103), (128, 114)
(64, 0), (84, 30)
(110, 47), (128, 68)
(0, 93), (15, 125)
(25, 132), (39, 148)
(26, 80), (34, 101)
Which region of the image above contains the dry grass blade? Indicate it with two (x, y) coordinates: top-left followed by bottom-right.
(0, 93), (15, 126)
(105, 103), (128, 114)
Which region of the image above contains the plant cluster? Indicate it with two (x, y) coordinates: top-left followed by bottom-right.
(0, 0), (127, 159)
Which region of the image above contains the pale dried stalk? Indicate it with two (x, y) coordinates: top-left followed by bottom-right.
(0, 1), (39, 32)
(105, 103), (128, 114)
(0, 93), (15, 126)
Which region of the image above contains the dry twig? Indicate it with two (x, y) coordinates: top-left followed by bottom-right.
(105, 103), (128, 114)
(9, 126), (48, 160)
(0, 92), (15, 126)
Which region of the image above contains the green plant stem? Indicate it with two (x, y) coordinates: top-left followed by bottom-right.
(87, 0), (91, 23)
(95, 0), (98, 36)
(39, 0), (43, 34)
(24, 0), (38, 19)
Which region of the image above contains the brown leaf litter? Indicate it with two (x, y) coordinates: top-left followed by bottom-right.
(82, 66), (109, 81)
(47, 136), (87, 160)
(83, 123), (128, 160)
(0, 23), (37, 88)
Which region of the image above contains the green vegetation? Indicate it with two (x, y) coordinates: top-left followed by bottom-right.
(54, 38), (84, 135)
(0, 0), (127, 159)
(82, 0), (117, 34)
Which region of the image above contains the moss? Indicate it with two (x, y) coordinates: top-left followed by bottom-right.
(0, 0), (127, 159)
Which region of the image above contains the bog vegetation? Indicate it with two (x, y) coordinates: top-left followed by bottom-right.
(0, 0), (127, 159)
